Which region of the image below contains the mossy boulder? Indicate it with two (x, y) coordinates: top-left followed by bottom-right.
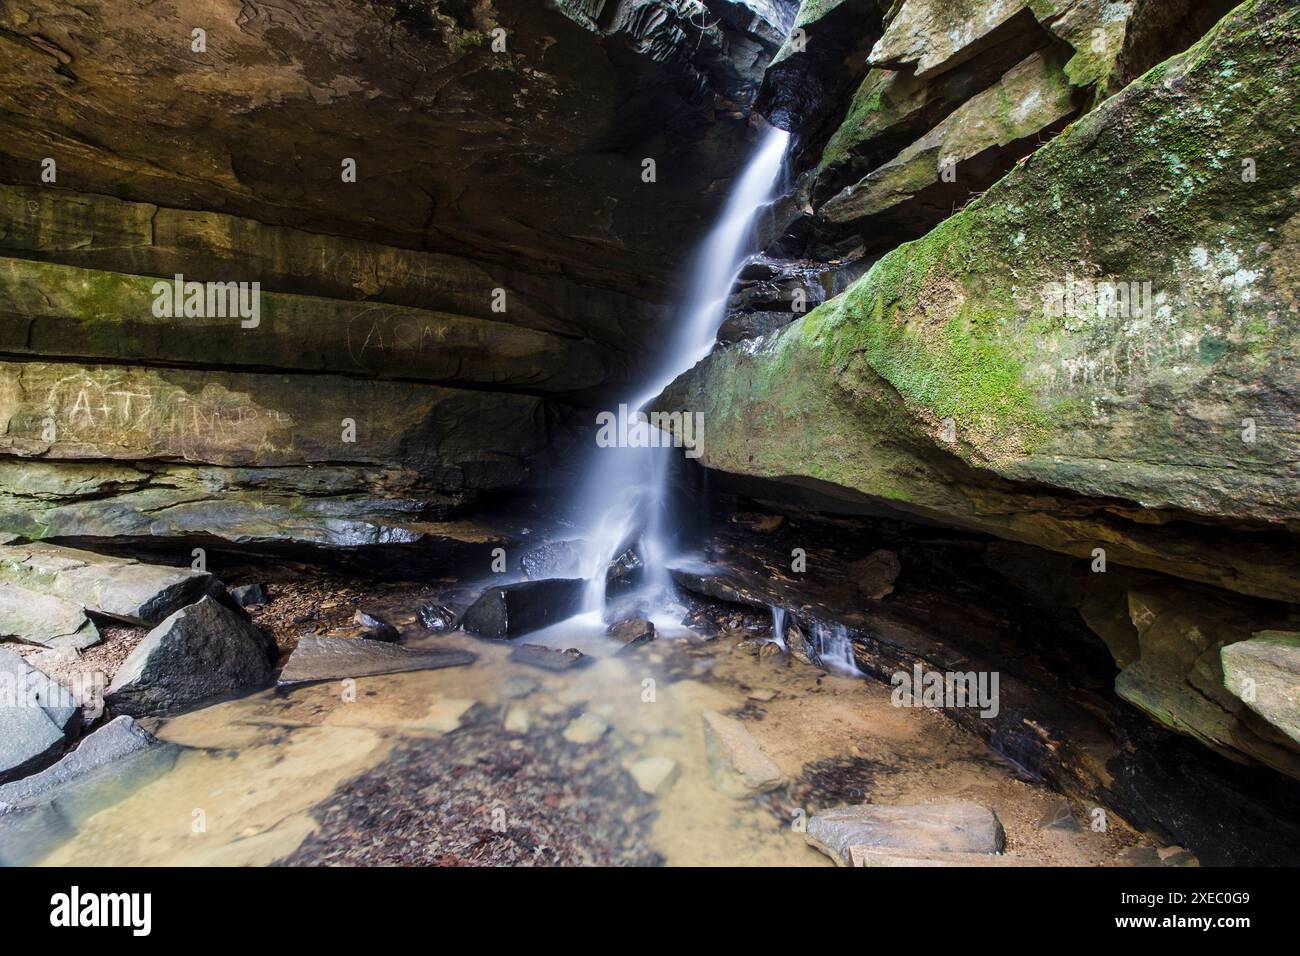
(658, 0), (1300, 603)
(869, 0), (1033, 79)
(822, 49), (1078, 223)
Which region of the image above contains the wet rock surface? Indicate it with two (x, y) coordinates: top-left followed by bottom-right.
(607, 618), (656, 651)
(278, 636), (477, 686)
(510, 644), (589, 672)
(702, 709), (785, 796)
(415, 603), (459, 633)
(461, 579), (587, 640)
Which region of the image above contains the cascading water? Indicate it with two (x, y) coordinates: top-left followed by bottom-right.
(572, 126), (790, 614)
(811, 621), (862, 676)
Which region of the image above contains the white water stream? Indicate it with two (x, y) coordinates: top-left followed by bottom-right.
(572, 126), (790, 612)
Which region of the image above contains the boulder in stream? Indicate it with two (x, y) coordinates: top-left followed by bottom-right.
(278, 635), (476, 686)
(509, 644), (587, 672)
(106, 596), (276, 716)
(461, 578), (586, 640)
(604, 543), (647, 599)
(627, 756), (679, 797)
(415, 602), (459, 633)
(607, 618), (655, 652)
(805, 801), (1007, 866)
(562, 712), (608, 745)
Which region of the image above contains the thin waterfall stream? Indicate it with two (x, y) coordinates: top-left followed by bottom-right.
(572, 126), (791, 617)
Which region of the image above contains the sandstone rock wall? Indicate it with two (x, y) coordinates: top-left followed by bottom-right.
(0, 0), (790, 546)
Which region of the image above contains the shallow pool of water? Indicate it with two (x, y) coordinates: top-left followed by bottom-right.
(38, 608), (1146, 867)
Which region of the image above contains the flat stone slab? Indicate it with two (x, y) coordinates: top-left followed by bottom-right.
(107, 596), (275, 716)
(701, 709), (784, 797)
(0, 581), (101, 649)
(0, 541), (218, 627)
(278, 635), (477, 686)
(461, 578), (587, 640)
(0, 648), (79, 783)
(806, 801), (1006, 866)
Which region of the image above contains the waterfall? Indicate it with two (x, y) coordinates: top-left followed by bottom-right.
(572, 126), (790, 613)
(812, 621), (862, 676)
(769, 605), (788, 650)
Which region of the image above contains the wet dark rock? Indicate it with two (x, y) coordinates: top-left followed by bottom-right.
(230, 583), (269, 608)
(520, 540), (584, 580)
(668, 565), (771, 610)
(0, 649), (80, 783)
(416, 603), (459, 633)
(784, 622), (814, 665)
(278, 636), (476, 686)
(461, 579), (586, 640)
(604, 543), (647, 600)
(105, 596), (275, 717)
(716, 310), (797, 345)
(847, 549), (901, 600)
(0, 715), (178, 865)
(805, 801), (1007, 866)
(607, 618), (656, 652)
(352, 609), (400, 643)
(510, 644), (588, 673)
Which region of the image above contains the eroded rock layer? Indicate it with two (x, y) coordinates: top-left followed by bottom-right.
(0, 0), (795, 545)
